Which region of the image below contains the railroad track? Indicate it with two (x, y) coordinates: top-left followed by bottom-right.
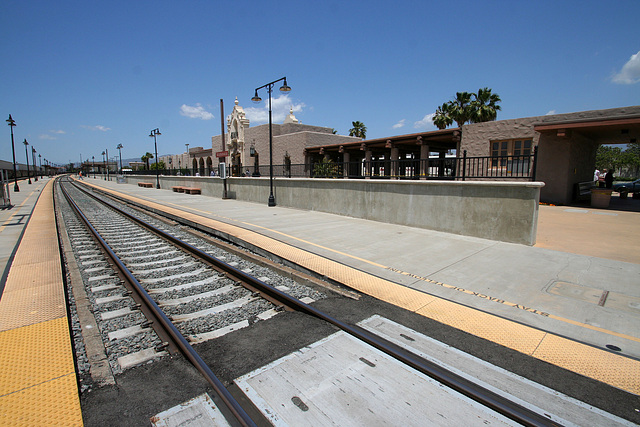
(56, 177), (559, 427)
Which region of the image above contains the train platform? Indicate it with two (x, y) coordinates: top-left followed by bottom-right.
(78, 177), (640, 397)
(0, 177), (83, 426)
(0, 176), (638, 425)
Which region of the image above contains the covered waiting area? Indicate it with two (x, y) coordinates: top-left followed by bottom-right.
(304, 128), (460, 179)
(533, 113), (640, 204)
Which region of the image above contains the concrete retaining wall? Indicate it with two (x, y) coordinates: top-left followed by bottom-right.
(124, 175), (543, 245)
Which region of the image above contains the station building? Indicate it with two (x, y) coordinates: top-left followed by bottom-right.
(304, 105), (640, 205)
(161, 98), (360, 177)
(161, 103), (639, 205)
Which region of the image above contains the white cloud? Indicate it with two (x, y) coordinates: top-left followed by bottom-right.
(81, 125), (111, 132)
(39, 134), (57, 140)
(180, 103), (214, 120)
(50, 129), (66, 134)
(545, 110), (556, 115)
(612, 50), (640, 84)
(414, 113), (436, 129)
(392, 119), (406, 129)
(244, 94), (305, 124)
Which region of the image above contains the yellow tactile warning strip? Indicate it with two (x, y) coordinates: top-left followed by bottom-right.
(85, 181), (640, 395)
(0, 181), (83, 426)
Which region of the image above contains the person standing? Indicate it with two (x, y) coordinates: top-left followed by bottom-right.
(605, 168), (614, 189)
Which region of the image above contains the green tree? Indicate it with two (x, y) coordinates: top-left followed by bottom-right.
(349, 121), (367, 139)
(433, 102), (453, 130)
(471, 87), (502, 123)
(313, 158), (340, 178)
(432, 88), (501, 129)
(596, 145), (623, 171)
(150, 161), (166, 170)
(141, 152), (154, 170)
(449, 91), (474, 128)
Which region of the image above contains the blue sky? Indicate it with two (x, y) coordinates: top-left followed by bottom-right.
(1, 0), (639, 166)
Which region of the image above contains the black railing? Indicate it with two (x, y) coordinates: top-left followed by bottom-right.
(122, 150), (537, 181)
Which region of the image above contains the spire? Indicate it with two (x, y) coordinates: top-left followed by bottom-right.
(283, 107), (299, 124)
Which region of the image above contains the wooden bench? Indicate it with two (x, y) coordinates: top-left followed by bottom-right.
(575, 181), (594, 201)
(171, 186), (186, 193)
(183, 187), (201, 195)
(138, 182), (153, 188)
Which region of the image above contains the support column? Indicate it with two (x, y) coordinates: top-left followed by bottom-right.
(365, 149), (372, 179)
(342, 151), (350, 178)
(419, 143), (429, 179)
(438, 151), (446, 177)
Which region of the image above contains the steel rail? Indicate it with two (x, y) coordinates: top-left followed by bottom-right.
(73, 180), (561, 427)
(59, 180), (257, 427)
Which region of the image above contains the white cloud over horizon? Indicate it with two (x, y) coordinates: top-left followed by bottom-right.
(180, 103), (214, 120)
(612, 50), (640, 84)
(39, 129), (66, 140)
(81, 125), (111, 132)
(414, 113), (436, 129)
(392, 119), (406, 129)
(244, 94), (305, 124)
(545, 110), (557, 115)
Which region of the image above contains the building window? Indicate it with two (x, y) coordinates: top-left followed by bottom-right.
(490, 139), (532, 167)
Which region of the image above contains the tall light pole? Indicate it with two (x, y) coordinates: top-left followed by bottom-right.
(252, 76), (291, 206)
(23, 139), (31, 184)
(6, 115), (19, 192)
(185, 143), (189, 175)
(149, 128), (161, 188)
(105, 148), (109, 181)
(31, 147), (38, 181)
(102, 151), (106, 180)
(116, 143), (123, 172)
(38, 154), (42, 179)
(92, 156), (95, 178)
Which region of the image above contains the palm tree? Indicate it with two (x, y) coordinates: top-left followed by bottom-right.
(141, 152), (154, 170)
(433, 102), (453, 130)
(349, 121), (367, 139)
(432, 88), (501, 129)
(449, 92), (474, 128)
(471, 87), (501, 123)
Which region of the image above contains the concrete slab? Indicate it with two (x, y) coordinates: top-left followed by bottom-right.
(235, 324), (517, 426)
(150, 393), (230, 427)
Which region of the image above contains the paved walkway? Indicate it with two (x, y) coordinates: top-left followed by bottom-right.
(0, 178), (50, 289)
(536, 196), (640, 264)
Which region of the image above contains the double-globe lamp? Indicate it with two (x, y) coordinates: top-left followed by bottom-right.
(251, 77), (291, 207)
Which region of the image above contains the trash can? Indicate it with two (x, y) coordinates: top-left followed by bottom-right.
(591, 188), (612, 208)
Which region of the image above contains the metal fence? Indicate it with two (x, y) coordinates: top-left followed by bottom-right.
(122, 149), (537, 181)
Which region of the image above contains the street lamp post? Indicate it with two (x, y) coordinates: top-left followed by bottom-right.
(105, 148), (109, 181)
(23, 139), (31, 184)
(102, 151), (106, 180)
(149, 128), (161, 189)
(6, 115), (19, 192)
(31, 147), (38, 181)
(116, 143), (123, 172)
(185, 143), (189, 175)
(251, 77), (291, 207)
(38, 154), (42, 179)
